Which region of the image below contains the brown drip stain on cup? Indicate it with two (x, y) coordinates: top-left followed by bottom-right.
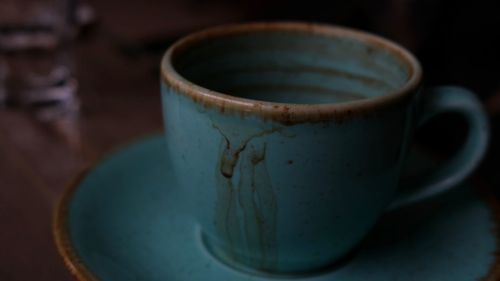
(213, 124), (279, 270)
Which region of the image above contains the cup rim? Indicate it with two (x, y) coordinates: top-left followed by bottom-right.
(161, 22), (422, 125)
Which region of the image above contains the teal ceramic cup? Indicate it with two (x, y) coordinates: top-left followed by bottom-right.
(160, 22), (489, 275)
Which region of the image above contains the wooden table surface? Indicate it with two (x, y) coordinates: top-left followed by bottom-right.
(0, 35), (164, 281)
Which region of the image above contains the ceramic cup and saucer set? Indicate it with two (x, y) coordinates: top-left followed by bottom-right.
(54, 22), (497, 280)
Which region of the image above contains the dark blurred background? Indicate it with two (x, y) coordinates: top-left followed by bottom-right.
(0, 0), (499, 280)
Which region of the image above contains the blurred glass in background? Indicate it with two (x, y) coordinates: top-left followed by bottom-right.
(0, 0), (94, 121)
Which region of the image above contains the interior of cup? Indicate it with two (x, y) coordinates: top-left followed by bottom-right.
(172, 26), (413, 104)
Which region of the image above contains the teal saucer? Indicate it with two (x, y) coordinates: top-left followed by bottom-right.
(54, 135), (499, 281)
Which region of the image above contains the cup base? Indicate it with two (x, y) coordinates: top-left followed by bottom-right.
(201, 232), (358, 278)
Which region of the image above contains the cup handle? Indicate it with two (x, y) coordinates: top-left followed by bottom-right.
(388, 86), (489, 210)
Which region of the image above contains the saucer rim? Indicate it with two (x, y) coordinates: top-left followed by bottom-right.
(52, 134), (500, 281)
(54, 166), (98, 281)
(53, 134), (163, 281)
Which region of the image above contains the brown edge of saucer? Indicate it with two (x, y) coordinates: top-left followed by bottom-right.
(161, 21), (423, 125)
(52, 132), (167, 281)
(477, 179), (500, 281)
(53, 167), (98, 281)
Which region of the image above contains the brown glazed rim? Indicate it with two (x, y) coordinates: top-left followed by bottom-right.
(161, 21), (423, 124)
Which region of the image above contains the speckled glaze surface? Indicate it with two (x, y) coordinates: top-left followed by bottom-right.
(53, 135), (499, 281)
(159, 22), (489, 273)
